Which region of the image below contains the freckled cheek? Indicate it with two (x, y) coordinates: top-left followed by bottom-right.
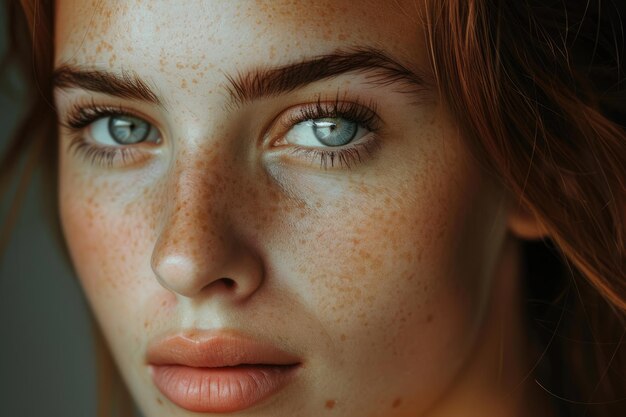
(304, 213), (468, 321)
(59, 173), (161, 324)
(274, 171), (493, 408)
(278, 187), (480, 405)
(280, 170), (486, 348)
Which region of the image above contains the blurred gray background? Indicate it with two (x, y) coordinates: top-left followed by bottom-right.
(0, 7), (97, 417)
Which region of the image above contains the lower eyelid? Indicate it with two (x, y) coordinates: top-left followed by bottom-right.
(65, 135), (153, 168)
(284, 133), (382, 170)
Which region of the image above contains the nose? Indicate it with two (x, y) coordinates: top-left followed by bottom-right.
(150, 162), (264, 301)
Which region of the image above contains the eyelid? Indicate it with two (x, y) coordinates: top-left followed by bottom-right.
(287, 134), (382, 170)
(61, 98), (163, 134)
(268, 98), (382, 146)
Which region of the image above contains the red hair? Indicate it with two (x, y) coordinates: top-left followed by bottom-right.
(423, 1), (625, 415)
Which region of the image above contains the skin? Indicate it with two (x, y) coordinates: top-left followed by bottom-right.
(54, 1), (548, 416)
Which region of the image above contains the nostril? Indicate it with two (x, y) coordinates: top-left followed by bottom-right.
(198, 277), (237, 296)
(220, 278), (236, 289)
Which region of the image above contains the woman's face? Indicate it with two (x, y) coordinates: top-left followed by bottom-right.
(54, 1), (520, 416)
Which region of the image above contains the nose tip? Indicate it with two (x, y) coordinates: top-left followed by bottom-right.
(151, 248), (264, 301)
(152, 254), (208, 297)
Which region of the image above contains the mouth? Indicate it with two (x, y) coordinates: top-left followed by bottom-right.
(146, 330), (302, 413)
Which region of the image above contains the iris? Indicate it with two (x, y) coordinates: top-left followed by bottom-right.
(108, 115), (153, 144)
(311, 118), (358, 146)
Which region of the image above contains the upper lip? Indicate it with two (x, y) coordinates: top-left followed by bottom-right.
(146, 329), (301, 368)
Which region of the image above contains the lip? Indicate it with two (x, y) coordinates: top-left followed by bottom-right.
(146, 329), (301, 413)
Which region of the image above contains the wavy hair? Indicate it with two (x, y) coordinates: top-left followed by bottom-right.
(423, 1), (625, 415)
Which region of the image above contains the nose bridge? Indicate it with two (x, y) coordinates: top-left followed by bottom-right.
(160, 160), (227, 261)
(150, 147), (263, 300)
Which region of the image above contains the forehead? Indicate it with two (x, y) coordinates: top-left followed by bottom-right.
(54, 0), (429, 78)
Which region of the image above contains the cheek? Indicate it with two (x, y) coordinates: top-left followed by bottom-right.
(58, 157), (174, 339)
(268, 132), (506, 401)
(275, 155), (495, 325)
(283, 178), (486, 329)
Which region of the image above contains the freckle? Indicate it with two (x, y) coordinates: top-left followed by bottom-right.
(392, 397), (402, 408)
(340, 334), (346, 341)
(143, 321), (148, 329)
(325, 399), (336, 409)
(156, 398), (163, 405)
(181, 79), (187, 88)
(192, 79), (198, 84)
(426, 314), (434, 323)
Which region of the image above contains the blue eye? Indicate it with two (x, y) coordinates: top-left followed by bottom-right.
(284, 117), (368, 148)
(108, 115), (154, 144)
(87, 114), (160, 146)
(311, 118), (358, 146)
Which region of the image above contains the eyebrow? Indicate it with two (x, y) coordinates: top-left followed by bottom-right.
(53, 66), (163, 106)
(52, 47), (433, 108)
(225, 47), (434, 107)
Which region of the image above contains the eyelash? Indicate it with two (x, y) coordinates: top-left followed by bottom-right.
(285, 97), (380, 131)
(61, 97), (382, 169)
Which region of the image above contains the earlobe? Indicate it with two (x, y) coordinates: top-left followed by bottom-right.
(506, 201), (550, 240)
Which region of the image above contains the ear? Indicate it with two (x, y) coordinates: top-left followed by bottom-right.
(506, 200), (550, 240)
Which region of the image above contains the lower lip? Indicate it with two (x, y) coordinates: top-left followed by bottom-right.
(150, 364), (299, 413)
